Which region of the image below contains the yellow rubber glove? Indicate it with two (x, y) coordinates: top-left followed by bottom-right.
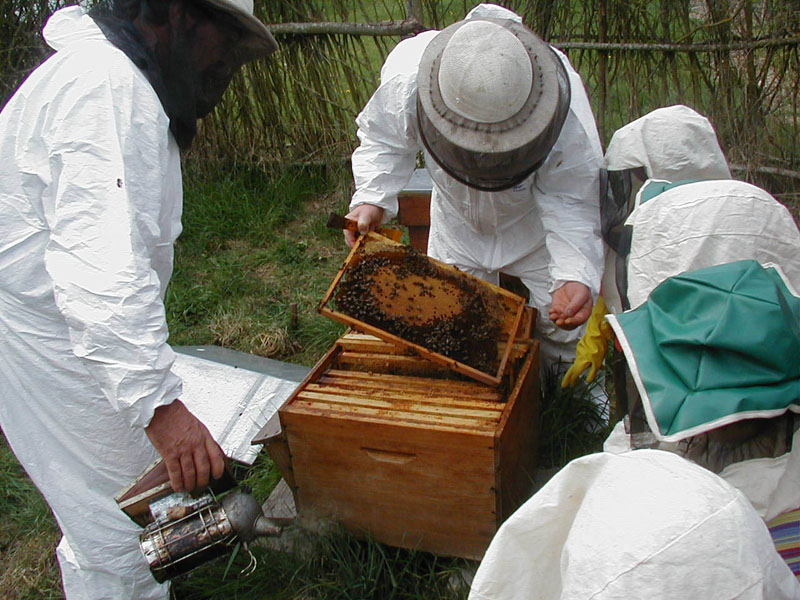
(561, 296), (613, 387)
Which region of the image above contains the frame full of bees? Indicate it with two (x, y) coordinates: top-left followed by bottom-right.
(318, 232), (528, 386)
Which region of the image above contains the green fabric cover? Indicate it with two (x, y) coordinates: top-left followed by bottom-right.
(638, 179), (698, 205)
(613, 260), (800, 440)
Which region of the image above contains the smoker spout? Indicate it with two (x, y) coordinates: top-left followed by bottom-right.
(252, 515), (282, 538)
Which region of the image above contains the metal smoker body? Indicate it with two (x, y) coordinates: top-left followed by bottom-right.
(140, 489), (282, 583)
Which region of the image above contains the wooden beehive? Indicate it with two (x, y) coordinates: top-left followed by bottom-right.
(255, 323), (540, 560)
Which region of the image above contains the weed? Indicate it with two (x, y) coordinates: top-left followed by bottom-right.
(538, 361), (614, 469)
(173, 525), (472, 600)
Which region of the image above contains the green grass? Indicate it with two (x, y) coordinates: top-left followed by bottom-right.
(173, 526), (473, 600)
(538, 361), (614, 469)
(167, 163), (351, 364)
(0, 437), (62, 599)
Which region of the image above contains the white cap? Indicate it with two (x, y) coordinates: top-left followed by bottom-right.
(465, 3), (523, 23)
(438, 20), (532, 123)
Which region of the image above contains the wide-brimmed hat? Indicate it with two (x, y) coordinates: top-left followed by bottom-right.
(607, 260), (800, 442)
(200, 0), (278, 57)
(417, 17), (570, 191)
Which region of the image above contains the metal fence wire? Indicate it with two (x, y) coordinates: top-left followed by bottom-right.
(2, 1), (798, 201)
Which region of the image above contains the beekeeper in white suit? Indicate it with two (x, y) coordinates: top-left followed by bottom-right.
(562, 104), (800, 388)
(470, 107), (800, 599)
(0, 1), (277, 598)
(343, 3), (604, 366)
(470, 259), (800, 600)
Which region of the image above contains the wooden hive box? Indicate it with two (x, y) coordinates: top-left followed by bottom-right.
(255, 324), (540, 560)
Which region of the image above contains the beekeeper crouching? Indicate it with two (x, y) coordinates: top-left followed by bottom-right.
(561, 105), (800, 394)
(470, 260), (800, 600)
(471, 260), (800, 600)
(0, 1), (277, 598)
(343, 3), (604, 368)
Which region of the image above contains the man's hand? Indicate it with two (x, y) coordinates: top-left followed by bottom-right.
(344, 204), (385, 247)
(145, 399), (226, 493)
(549, 281), (593, 330)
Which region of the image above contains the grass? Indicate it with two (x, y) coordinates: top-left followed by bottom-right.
(166, 163), (352, 365)
(538, 361), (614, 470)
(0, 162), (611, 600)
(0, 438), (62, 599)
(174, 525), (473, 600)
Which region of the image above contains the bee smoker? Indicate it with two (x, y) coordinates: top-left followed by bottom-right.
(139, 489), (282, 582)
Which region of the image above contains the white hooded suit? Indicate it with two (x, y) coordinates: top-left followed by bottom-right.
(0, 7), (182, 599)
(600, 104), (800, 313)
(349, 4), (604, 365)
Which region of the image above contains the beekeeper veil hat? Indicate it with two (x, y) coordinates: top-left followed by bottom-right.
(198, 0), (278, 58)
(417, 11), (571, 191)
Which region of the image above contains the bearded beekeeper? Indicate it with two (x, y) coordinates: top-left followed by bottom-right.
(0, 1), (277, 598)
(343, 3), (604, 366)
(561, 104), (800, 393)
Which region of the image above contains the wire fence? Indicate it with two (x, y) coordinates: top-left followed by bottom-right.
(2, 1), (798, 200)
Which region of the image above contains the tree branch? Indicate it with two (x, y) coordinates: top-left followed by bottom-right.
(552, 36), (800, 52)
(730, 163), (800, 180)
(266, 19), (426, 37)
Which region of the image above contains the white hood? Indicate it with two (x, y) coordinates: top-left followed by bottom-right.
(603, 105), (731, 181)
(43, 5), (106, 52)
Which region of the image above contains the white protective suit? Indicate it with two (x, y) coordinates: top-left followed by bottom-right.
(0, 7), (182, 599)
(349, 4), (604, 365)
(623, 180), (800, 310)
(600, 105), (800, 312)
(469, 450), (800, 600)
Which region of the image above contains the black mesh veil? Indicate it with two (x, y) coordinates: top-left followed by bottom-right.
(88, 0), (201, 149)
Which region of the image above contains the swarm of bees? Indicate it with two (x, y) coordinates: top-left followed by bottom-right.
(333, 246), (501, 373)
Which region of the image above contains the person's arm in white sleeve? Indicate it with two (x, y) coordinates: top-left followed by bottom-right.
(346, 33), (437, 245)
(42, 65), (223, 491)
(534, 60), (604, 326)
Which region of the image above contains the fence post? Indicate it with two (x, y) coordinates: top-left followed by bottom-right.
(598, 0), (608, 143)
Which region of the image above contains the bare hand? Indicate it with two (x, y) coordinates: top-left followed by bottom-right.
(549, 282), (593, 330)
(344, 204), (385, 247)
(145, 399), (226, 493)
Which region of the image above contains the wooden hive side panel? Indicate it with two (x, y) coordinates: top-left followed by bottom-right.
(282, 410), (498, 560)
(253, 343), (344, 505)
(494, 342), (541, 525)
